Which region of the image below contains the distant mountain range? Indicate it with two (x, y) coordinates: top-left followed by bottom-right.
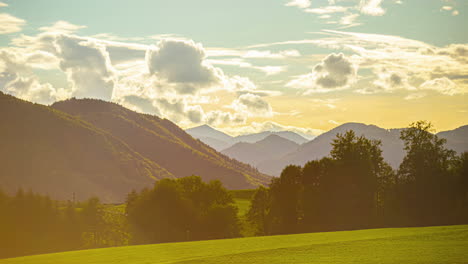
(186, 124), (310, 151)
(221, 135), (300, 168)
(0, 92), (269, 202)
(195, 122), (468, 176)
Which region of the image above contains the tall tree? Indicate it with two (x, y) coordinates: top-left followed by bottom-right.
(397, 121), (456, 225)
(269, 165), (302, 234)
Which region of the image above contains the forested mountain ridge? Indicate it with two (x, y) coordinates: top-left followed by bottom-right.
(0, 93), (269, 202)
(52, 98), (270, 190)
(0, 92), (171, 202)
(222, 122), (468, 176)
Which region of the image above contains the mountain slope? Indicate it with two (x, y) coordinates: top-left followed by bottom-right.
(437, 125), (468, 154)
(186, 125), (310, 151)
(259, 123), (405, 176)
(52, 99), (270, 190)
(222, 135), (299, 167)
(234, 131), (309, 145)
(186, 125), (235, 151)
(259, 123), (468, 176)
(0, 92), (171, 202)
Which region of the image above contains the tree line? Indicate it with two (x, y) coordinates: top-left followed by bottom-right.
(0, 176), (241, 259)
(1, 121), (467, 259)
(0, 190), (128, 259)
(247, 121), (468, 235)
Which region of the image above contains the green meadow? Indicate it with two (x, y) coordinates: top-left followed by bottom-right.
(3, 225), (467, 264)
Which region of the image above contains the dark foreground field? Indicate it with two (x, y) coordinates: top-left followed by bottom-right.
(2, 225), (467, 264)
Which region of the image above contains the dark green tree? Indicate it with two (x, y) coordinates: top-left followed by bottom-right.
(397, 121), (457, 225)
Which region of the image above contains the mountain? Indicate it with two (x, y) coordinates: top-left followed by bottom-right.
(186, 125), (310, 151)
(52, 99), (270, 189)
(437, 125), (468, 154)
(0, 92), (171, 202)
(186, 125), (234, 151)
(257, 123), (468, 176)
(234, 131), (309, 145)
(258, 123), (405, 176)
(221, 135), (299, 167)
(0, 93), (269, 202)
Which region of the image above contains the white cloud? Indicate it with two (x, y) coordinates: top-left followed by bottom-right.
(366, 67), (415, 93)
(404, 92), (427, 100)
(285, 0), (311, 9)
(419, 77), (463, 95)
(39, 21), (86, 34)
(230, 93), (273, 117)
(0, 50), (68, 104)
(208, 58), (286, 75)
(305, 6), (348, 14)
(0, 13), (25, 34)
(146, 39), (222, 86)
(242, 49), (300, 59)
(287, 53), (357, 93)
(339, 13), (361, 27)
(205, 110), (246, 126)
(0, 2), (8, 7)
(54, 35), (116, 100)
(2, 75), (68, 104)
(221, 121), (322, 138)
(359, 0), (385, 16)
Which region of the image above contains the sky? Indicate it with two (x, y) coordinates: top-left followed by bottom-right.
(0, 0), (467, 136)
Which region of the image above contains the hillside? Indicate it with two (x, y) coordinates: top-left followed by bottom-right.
(222, 135), (299, 167)
(186, 125), (234, 151)
(0, 92), (171, 202)
(257, 123), (468, 176)
(52, 98), (270, 190)
(2, 225), (467, 264)
(186, 125), (310, 151)
(437, 125), (468, 154)
(257, 123), (404, 176)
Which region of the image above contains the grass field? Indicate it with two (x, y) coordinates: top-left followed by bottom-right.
(2, 225), (467, 264)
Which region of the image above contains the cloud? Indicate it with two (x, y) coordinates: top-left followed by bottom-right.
(419, 77), (463, 95)
(121, 95), (161, 116)
(0, 50), (67, 104)
(242, 49), (300, 59)
(2, 75), (68, 104)
(305, 6), (348, 14)
(287, 53), (357, 93)
(0, 13), (25, 34)
(285, 0), (311, 9)
(404, 92), (427, 100)
(39, 21), (87, 34)
(364, 67), (415, 93)
(230, 93), (273, 117)
(339, 13), (361, 27)
(221, 121), (322, 139)
(359, 0), (385, 16)
(0, 2), (8, 7)
(54, 35), (115, 101)
(146, 39), (221, 86)
(204, 110), (245, 126)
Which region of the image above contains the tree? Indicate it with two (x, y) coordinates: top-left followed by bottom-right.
(247, 186), (270, 235)
(397, 121), (457, 225)
(321, 130), (387, 229)
(126, 176), (240, 244)
(269, 165), (302, 234)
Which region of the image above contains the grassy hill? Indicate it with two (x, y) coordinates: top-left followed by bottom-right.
(2, 225), (467, 264)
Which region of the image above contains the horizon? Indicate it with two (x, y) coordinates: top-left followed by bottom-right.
(0, 0), (467, 137)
